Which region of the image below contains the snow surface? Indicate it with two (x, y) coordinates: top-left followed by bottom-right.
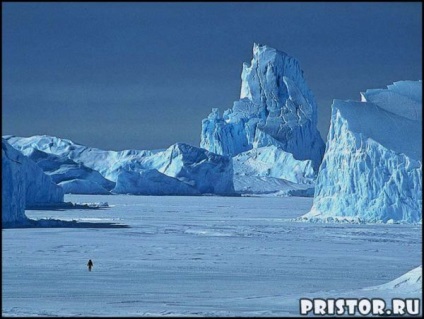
(305, 81), (422, 223)
(2, 195), (421, 316)
(200, 43), (325, 170)
(4, 136), (235, 196)
(2, 139), (64, 226)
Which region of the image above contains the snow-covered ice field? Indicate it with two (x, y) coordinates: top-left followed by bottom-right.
(2, 195), (422, 316)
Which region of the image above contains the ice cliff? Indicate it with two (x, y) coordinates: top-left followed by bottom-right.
(304, 81), (422, 223)
(2, 139), (64, 226)
(2, 140), (27, 225)
(4, 136), (235, 196)
(201, 43), (325, 171)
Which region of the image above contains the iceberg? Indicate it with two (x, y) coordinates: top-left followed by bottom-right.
(304, 81), (422, 223)
(2, 139), (64, 226)
(201, 43), (325, 171)
(4, 136), (235, 196)
(4, 45), (323, 197)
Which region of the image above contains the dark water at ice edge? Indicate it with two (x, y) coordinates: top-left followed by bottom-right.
(2, 218), (129, 229)
(3, 201), (129, 229)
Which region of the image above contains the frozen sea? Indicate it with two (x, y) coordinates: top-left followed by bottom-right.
(2, 195), (422, 317)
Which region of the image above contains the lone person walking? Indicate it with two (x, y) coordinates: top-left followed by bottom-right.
(87, 259), (93, 272)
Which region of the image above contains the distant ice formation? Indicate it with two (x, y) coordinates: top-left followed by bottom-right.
(5, 136), (235, 196)
(303, 81), (422, 223)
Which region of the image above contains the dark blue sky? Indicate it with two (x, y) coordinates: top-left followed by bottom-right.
(2, 2), (422, 151)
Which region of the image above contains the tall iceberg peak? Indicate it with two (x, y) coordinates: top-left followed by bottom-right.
(201, 43), (325, 170)
(304, 80), (422, 223)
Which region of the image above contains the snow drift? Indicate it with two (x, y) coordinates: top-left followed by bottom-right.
(4, 136), (235, 196)
(2, 139), (64, 226)
(304, 81), (422, 223)
(364, 265), (422, 295)
(201, 43), (325, 171)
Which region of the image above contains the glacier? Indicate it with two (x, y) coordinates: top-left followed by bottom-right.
(4, 136), (235, 196)
(2, 139), (64, 226)
(201, 43), (325, 171)
(304, 80), (422, 223)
